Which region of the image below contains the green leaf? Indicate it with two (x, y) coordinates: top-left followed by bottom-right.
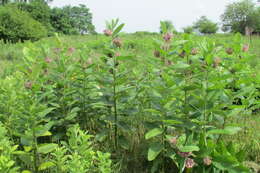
(160, 21), (167, 33)
(38, 143), (58, 154)
(38, 108), (55, 118)
(145, 128), (164, 140)
(38, 130), (52, 137)
(173, 62), (190, 69)
(118, 136), (130, 150)
(148, 143), (163, 161)
(113, 23), (125, 36)
(22, 171), (32, 173)
(95, 131), (108, 142)
(38, 161), (55, 170)
(207, 126), (241, 136)
(163, 120), (182, 125)
(179, 145), (200, 152)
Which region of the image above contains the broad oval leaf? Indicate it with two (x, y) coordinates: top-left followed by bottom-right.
(173, 62), (190, 69)
(113, 23), (125, 36)
(22, 171), (32, 173)
(207, 126), (241, 136)
(145, 128), (164, 140)
(38, 143), (58, 154)
(39, 161), (55, 171)
(179, 145), (200, 152)
(148, 143), (163, 161)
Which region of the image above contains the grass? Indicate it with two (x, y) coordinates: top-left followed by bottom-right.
(0, 33), (259, 170)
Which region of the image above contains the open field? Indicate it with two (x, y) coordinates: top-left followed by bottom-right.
(0, 33), (259, 173)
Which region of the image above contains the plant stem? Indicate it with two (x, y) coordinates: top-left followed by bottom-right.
(32, 128), (38, 173)
(203, 68), (209, 133)
(113, 55), (118, 149)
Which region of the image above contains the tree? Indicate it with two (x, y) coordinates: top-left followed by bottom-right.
(183, 26), (194, 34)
(221, 0), (258, 34)
(0, 0), (53, 5)
(0, 0), (9, 5)
(50, 4), (95, 35)
(193, 16), (218, 34)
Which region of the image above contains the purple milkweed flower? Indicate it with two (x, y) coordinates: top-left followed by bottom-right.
(24, 81), (33, 89)
(115, 52), (121, 57)
(185, 158), (195, 169)
(177, 151), (192, 158)
(68, 47), (76, 54)
(45, 57), (52, 63)
(242, 44), (249, 52)
(103, 29), (113, 36)
(226, 48), (233, 55)
(203, 157), (212, 166)
(163, 32), (173, 42)
(213, 57), (221, 68)
(191, 48), (198, 55)
(53, 48), (61, 54)
(113, 38), (122, 48)
(169, 137), (178, 145)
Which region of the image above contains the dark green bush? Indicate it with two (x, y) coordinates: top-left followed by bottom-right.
(17, 0), (54, 36)
(0, 5), (47, 42)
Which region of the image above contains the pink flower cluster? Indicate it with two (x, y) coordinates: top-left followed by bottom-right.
(185, 158), (195, 169)
(103, 29), (113, 36)
(163, 32), (173, 42)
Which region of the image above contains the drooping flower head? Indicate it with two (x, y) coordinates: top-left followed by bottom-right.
(191, 48), (198, 55)
(213, 57), (222, 67)
(45, 57), (52, 63)
(177, 151), (192, 158)
(226, 48), (233, 55)
(242, 44), (249, 52)
(24, 81), (33, 89)
(115, 52), (121, 57)
(169, 137), (178, 145)
(113, 38), (123, 48)
(68, 47), (76, 54)
(185, 158), (195, 169)
(203, 157), (212, 166)
(103, 29), (113, 36)
(163, 32), (173, 42)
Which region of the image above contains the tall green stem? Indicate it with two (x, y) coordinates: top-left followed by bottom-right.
(32, 127), (38, 173)
(113, 55), (118, 149)
(203, 68), (209, 132)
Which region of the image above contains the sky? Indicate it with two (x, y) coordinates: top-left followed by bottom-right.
(50, 0), (239, 33)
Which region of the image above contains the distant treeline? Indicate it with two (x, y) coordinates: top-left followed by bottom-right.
(0, 0), (95, 42)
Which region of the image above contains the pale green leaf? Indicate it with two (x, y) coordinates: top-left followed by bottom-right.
(145, 128), (164, 140)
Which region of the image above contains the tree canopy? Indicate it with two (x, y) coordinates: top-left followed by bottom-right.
(0, 0), (95, 41)
(51, 5), (95, 35)
(221, 0), (260, 34)
(193, 16), (218, 34)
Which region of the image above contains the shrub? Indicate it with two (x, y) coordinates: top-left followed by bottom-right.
(0, 123), (20, 172)
(17, 0), (54, 36)
(193, 16), (218, 34)
(183, 26), (194, 34)
(0, 5), (47, 42)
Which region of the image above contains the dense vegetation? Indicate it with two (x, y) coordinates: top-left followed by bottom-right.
(0, 0), (259, 172)
(221, 0), (260, 34)
(0, 5), (47, 42)
(0, 19), (259, 172)
(0, 0), (95, 42)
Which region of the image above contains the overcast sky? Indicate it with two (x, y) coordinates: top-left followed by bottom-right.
(50, 0), (239, 33)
